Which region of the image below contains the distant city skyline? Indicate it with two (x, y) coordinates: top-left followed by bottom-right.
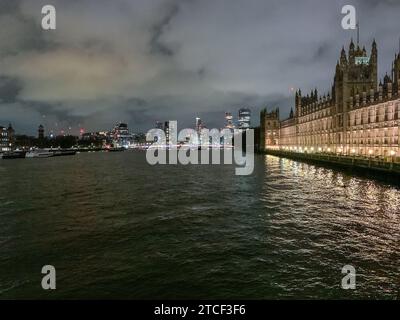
(2, 105), (253, 139)
(1, 0), (400, 135)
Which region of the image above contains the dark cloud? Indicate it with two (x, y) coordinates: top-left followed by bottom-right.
(0, 77), (22, 103)
(0, 0), (21, 16)
(149, 1), (181, 57)
(0, 0), (399, 135)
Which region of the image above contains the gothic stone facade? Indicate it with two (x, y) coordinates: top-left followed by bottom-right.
(261, 40), (400, 160)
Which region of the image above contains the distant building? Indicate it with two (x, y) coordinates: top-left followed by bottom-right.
(7, 124), (14, 148)
(260, 108), (280, 150)
(0, 124), (13, 152)
(164, 121), (170, 145)
(111, 123), (132, 148)
(38, 125), (45, 139)
(224, 112), (235, 130)
(238, 108), (251, 129)
(195, 117), (203, 134)
(155, 121), (163, 130)
(195, 117), (208, 145)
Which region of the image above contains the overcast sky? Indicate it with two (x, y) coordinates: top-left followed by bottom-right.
(0, 0), (399, 135)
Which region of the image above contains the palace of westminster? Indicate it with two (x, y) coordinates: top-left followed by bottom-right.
(260, 39), (400, 160)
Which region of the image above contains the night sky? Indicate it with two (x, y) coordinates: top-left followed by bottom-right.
(0, 0), (399, 135)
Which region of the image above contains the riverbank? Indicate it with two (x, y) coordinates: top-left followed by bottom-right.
(263, 149), (400, 185)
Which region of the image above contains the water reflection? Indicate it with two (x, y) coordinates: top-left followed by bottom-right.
(261, 155), (399, 298)
(0, 153), (398, 299)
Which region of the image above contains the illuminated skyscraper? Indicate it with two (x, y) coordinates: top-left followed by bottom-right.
(195, 117), (203, 134)
(164, 121), (170, 145)
(238, 108), (251, 129)
(225, 112), (235, 130)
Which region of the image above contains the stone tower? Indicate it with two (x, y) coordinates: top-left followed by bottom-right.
(260, 108), (280, 151)
(334, 39), (378, 112)
(332, 39), (378, 144)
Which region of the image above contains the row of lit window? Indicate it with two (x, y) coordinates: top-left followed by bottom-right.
(298, 102), (400, 124)
(281, 146), (397, 156)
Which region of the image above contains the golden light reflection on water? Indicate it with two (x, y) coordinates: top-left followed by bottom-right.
(261, 155), (399, 298)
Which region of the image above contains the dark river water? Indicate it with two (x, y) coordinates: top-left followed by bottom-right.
(0, 151), (399, 299)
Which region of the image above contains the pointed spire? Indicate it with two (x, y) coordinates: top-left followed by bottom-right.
(340, 47), (347, 64)
(372, 38), (377, 54)
(356, 21), (360, 45)
(398, 36), (400, 55)
(349, 38), (355, 49)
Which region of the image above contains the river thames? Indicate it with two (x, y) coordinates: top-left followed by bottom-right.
(0, 151), (399, 299)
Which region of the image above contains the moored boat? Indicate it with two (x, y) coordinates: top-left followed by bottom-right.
(25, 150), (54, 158)
(106, 147), (125, 152)
(1, 151), (26, 159)
(53, 150), (77, 157)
